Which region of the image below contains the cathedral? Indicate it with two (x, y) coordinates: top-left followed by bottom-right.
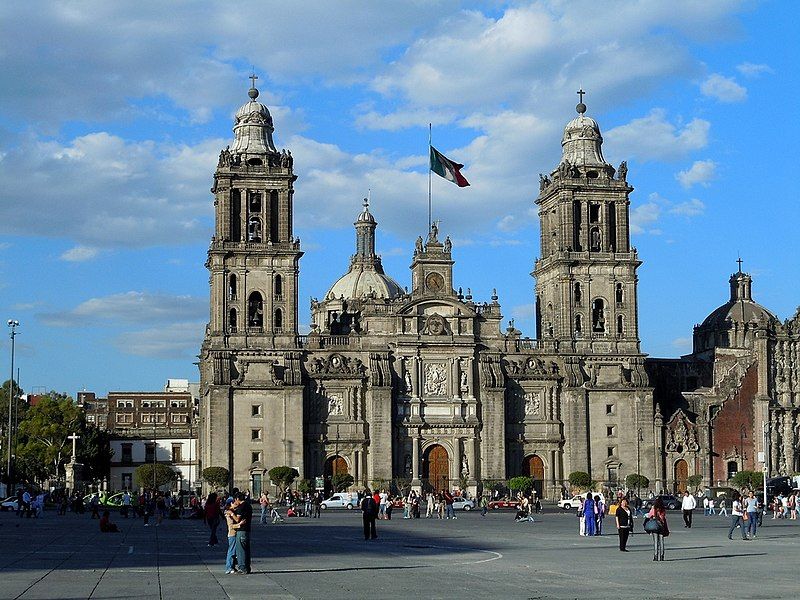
(199, 82), (799, 498)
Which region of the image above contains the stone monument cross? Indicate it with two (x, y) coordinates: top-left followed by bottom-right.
(577, 88), (585, 103)
(737, 257), (743, 272)
(249, 73), (258, 88)
(67, 433), (80, 461)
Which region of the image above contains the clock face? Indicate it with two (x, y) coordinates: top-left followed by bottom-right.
(425, 272), (444, 292)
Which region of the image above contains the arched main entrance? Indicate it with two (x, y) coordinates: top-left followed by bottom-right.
(674, 459), (688, 493)
(522, 454), (545, 498)
(423, 445), (450, 492)
(324, 455), (348, 477)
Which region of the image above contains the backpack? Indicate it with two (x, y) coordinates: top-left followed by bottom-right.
(363, 497), (378, 517)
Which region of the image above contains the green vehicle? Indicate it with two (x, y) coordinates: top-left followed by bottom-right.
(83, 492), (124, 507)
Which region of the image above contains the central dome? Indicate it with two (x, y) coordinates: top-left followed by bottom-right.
(327, 268), (403, 300)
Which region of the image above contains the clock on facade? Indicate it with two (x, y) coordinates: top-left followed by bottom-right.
(425, 272), (444, 293)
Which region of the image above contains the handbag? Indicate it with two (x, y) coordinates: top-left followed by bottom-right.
(742, 511), (749, 521)
(643, 516), (662, 534)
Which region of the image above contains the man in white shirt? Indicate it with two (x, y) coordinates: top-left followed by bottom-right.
(728, 495), (749, 540)
(702, 496), (710, 516)
(681, 491), (697, 528)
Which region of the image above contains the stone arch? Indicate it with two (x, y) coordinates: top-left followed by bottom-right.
(228, 307), (237, 332)
(229, 273), (237, 299)
(592, 298), (607, 332)
(247, 291), (264, 328)
(274, 308), (283, 332)
(324, 454), (349, 477)
(674, 458), (689, 493)
(274, 274), (283, 297)
(522, 454), (546, 497)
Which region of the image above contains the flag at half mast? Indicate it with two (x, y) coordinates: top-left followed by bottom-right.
(430, 146), (470, 187)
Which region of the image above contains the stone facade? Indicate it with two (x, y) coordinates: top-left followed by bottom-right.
(199, 84), (796, 497)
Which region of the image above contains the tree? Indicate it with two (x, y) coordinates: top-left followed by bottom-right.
(268, 466), (299, 494)
(135, 463), (178, 489)
(508, 476), (534, 494)
(332, 473), (354, 491)
(202, 466), (230, 489)
(297, 479), (314, 494)
(568, 471), (592, 490)
(625, 473), (650, 491)
(687, 474), (703, 491)
(16, 392), (82, 480)
(77, 425), (113, 482)
(730, 470), (763, 490)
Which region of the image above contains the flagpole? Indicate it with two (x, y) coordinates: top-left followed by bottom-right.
(428, 123), (432, 233)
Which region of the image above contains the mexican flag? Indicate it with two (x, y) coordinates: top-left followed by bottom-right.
(430, 146), (470, 187)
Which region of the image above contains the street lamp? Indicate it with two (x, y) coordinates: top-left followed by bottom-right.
(762, 421), (770, 512)
(6, 319), (19, 485)
(636, 428), (643, 498)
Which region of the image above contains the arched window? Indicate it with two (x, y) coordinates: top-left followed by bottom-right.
(248, 292), (263, 329)
(274, 308), (283, 332)
(274, 274), (283, 298)
(228, 274), (237, 300)
(574, 282), (582, 304)
(228, 308), (237, 332)
(592, 298), (606, 333)
(248, 216), (262, 242)
(615, 283), (624, 304)
(617, 314), (624, 336)
(575, 314), (582, 335)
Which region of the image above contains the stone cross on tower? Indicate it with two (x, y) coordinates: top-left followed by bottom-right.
(67, 433), (80, 461)
(737, 257), (744, 272)
(249, 72), (258, 88)
(577, 88), (585, 103)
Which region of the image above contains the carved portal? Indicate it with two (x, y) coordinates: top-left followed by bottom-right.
(424, 363), (448, 396)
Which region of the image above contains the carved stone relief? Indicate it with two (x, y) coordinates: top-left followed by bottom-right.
(424, 363), (448, 396)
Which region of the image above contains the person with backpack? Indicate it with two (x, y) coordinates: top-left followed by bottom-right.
(645, 497), (670, 561)
(361, 488), (378, 540)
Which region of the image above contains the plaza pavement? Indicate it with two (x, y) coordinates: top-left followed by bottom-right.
(0, 506), (797, 599)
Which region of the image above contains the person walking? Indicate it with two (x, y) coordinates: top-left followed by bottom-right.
(426, 492), (435, 518)
(480, 494), (489, 517)
(615, 497), (632, 551)
(259, 492), (269, 525)
(444, 490), (456, 520)
(744, 491), (759, 539)
(313, 491), (322, 518)
(718, 497), (728, 517)
(646, 497), (669, 561)
(595, 495), (605, 535)
(232, 492), (252, 574)
(204, 493), (221, 546)
(378, 489), (388, 520)
(728, 493), (748, 541)
(582, 492), (596, 536)
(681, 491), (696, 528)
(90, 493), (100, 519)
(121, 490), (131, 518)
(361, 488), (378, 540)
(223, 498), (239, 574)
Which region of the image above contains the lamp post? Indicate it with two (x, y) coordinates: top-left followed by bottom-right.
(762, 420), (770, 512)
(153, 420), (157, 490)
(6, 319), (19, 484)
(636, 428), (643, 498)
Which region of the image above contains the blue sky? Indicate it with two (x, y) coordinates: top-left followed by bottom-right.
(0, 1), (797, 397)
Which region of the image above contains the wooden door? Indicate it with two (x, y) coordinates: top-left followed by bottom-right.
(523, 455), (545, 497)
(325, 455), (348, 476)
(674, 459), (688, 493)
(424, 445), (450, 491)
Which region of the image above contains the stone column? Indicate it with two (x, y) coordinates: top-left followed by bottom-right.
(549, 449), (557, 499)
(453, 438), (462, 491)
(453, 358), (461, 400)
(412, 357), (420, 399)
(411, 434), (420, 485)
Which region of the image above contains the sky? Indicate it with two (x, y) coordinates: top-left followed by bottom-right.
(0, 1), (797, 397)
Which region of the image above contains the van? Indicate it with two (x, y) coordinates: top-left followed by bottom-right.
(320, 492), (359, 510)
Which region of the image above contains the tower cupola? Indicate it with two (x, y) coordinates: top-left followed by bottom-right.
(231, 76), (277, 156)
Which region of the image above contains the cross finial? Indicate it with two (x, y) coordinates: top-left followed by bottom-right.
(737, 256), (743, 273)
(249, 72), (258, 89)
(577, 88), (585, 103)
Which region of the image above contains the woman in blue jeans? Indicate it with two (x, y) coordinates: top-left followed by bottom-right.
(224, 501), (238, 574)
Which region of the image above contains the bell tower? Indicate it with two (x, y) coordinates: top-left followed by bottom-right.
(533, 92), (642, 354)
(206, 77), (302, 347)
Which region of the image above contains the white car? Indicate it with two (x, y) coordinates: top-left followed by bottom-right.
(320, 493), (359, 510)
(1, 497), (19, 511)
(558, 494), (606, 510)
(452, 497), (476, 511)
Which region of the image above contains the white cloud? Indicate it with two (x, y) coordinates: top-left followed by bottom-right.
(701, 74), (747, 103)
(0, 133), (221, 248)
(60, 246), (100, 262)
(114, 321), (205, 359)
(676, 160), (717, 188)
(630, 201), (662, 235)
(356, 108), (456, 131)
(511, 303), (536, 320)
(38, 291), (207, 327)
(605, 110), (710, 162)
(670, 199), (706, 217)
(736, 62), (774, 78)
(671, 337), (692, 352)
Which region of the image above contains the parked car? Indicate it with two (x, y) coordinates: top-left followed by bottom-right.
(320, 492), (359, 510)
(1, 497), (19, 512)
(643, 495), (681, 510)
(452, 497), (476, 511)
(558, 493), (607, 511)
(488, 498), (519, 510)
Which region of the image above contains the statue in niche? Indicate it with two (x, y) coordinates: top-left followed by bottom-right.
(590, 227), (601, 252)
(461, 454), (469, 477)
(404, 369), (413, 394)
(460, 370), (468, 393)
(248, 217), (262, 242)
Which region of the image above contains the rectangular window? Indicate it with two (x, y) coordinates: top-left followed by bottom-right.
(142, 413), (155, 424)
(170, 400), (186, 408)
(86, 415), (95, 423)
(171, 443), (182, 463)
(606, 426), (615, 437)
(251, 451), (261, 464)
(607, 446), (615, 457)
(116, 399), (134, 408)
(116, 413), (133, 424)
(145, 443), (155, 463)
(171, 413), (187, 423)
(251, 404), (262, 417)
(251, 429), (262, 441)
(589, 203), (600, 223)
(121, 443), (132, 465)
(605, 404), (614, 415)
